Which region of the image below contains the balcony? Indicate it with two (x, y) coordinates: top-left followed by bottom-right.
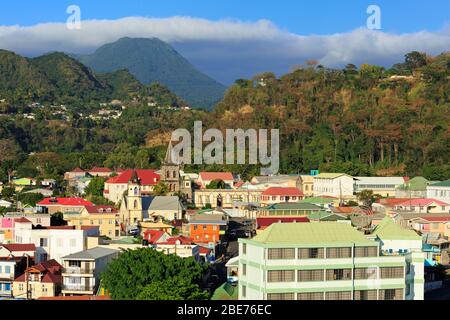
(62, 284), (96, 292)
(62, 267), (94, 275)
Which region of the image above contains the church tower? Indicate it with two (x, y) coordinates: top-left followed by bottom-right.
(160, 141), (181, 194)
(121, 170), (143, 227)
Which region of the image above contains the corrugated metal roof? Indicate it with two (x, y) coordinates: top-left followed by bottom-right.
(251, 222), (374, 245)
(62, 247), (119, 260)
(373, 216), (422, 240)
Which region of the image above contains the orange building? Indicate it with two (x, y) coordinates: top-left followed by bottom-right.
(188, 214), (227, 245)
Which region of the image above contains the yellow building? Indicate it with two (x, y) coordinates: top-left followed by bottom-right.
(13, 259), (62, 300)
(64, 205), (120, 238)
(299, 175), (314, 197)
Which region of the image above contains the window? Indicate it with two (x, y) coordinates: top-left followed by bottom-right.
(19, 283), (23, 291)
(0, 266), (2, 273)
(4, 283), (11, 291)
(268, 248), (295, 260)
(380, 267), (404, 279)
(354, 246), (378, 257)
(298, 248), (324, 259)
(70, 239), (77, 247)
(297, 292), (323, 300)
(380, 289), (403, 300)
(354, 290), (377, 300)
(267, 270), (295, 283)
(5, 266), (11, 274)
(242, 286), (246, 298)
(354, 268), (377, 280)
(69, 261), (81, 267)
(39, 238), (48, 247)
(326, 269), (352, 281)
(325, 291), (352, 300)
(203, 225), (207, 230)
(242, 244), (247, 255)
(242, 264), (247, 276)
(326, 247), (352, 259)
(298, 270), (324, 282)
(267, 293), (294, 300)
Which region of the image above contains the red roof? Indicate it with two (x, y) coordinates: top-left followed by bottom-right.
(84, 205), (118, 214)
(162, 236), (193, 245)
(71, 167), (85, 173)
(256, 217), (309, 229)
(15, 259), (62, 284)
(143, 230), (167, 244)
(199, 247), (212, 255)
(46, 226), (75, 230)
(2, 244), (36, 252)
(89, 167), (112, 173)
(37, 197), (93, 206)
(14, 217), (32, 223)
(377, 198), (413, 206)
(396, 198), (449, 207)
(422, 217), (450, 222)
(262, 187), (304, 197)
(234, 181), (245, 188)
(199, 172), (234, 182)
(80, 225), (99, 231)
(105, 169), (160, 185)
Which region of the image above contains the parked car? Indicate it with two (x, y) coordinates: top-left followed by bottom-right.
(128, 228), (140, 236)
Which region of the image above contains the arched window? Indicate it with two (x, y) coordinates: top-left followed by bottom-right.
(173, 171), (177, 178)
(134, 187), (138, 195)
(134, 200), (138, 209)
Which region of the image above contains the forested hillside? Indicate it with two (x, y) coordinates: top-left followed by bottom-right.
(0, 51), (448, 183)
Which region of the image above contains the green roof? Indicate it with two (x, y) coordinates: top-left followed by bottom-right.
(430, 180), (450, 188)
(397, 176), (429, 191)
(307, 211), (343, 221)
(13, 178), (33, 186)
(316, 173), (351, 179)
(260, 203), (323, 211)
(211, 283), (238, 300)
(373, 217), (422, 240)
(250, 222), (375, 246)
(299, 197), (336, 205)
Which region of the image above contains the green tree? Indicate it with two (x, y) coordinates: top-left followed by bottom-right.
(18, 192), (44, 207)
(50, 212), (67, 226)
(206, 179), (226, 189)
(1, 186), (15, 199)
(356, 190), (382, 207)
(84, 176), (106, 197)
(153, 182), (169, 196)
(101, 248), (208, 300)
(136, 277), (209, 300)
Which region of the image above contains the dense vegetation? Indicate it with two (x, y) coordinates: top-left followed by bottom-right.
(77, 37), (226, 109)
(0, 50), (449, 185)
(101, 248), (209, 300)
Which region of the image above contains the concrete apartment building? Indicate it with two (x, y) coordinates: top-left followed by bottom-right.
(313, 173), (355, 200)
(427, 180), (450, 203)
(354, 177), (406, 198)
(61, 247), (119, 296)
(238, 222), (424, 300)
(14, 219), (99, 264)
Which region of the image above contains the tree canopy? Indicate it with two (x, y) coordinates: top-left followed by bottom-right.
(101, 248), (208, 300)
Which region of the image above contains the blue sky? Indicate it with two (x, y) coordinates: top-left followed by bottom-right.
(1, 0), (449, 34)
(0, 1), (449, 84)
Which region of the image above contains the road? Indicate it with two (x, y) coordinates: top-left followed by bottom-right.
(425, 285), (450, 300)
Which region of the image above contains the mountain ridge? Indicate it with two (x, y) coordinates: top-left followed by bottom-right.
(76, 37), (226, 109)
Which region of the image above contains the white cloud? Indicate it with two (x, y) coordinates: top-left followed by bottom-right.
(0, 16), (449, 84)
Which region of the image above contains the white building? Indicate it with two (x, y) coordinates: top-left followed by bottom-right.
(354, 177), (406, 198)
(313, 173), (355, 200)
(14, 219), (99, 264)
(61, 247), (119, 296)
(238, 222), (424, 300)
(0, 200), (12, 208)
(427, 180), (450, 203)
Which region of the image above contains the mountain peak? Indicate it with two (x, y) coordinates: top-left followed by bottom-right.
(77, 37), (225, 109)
